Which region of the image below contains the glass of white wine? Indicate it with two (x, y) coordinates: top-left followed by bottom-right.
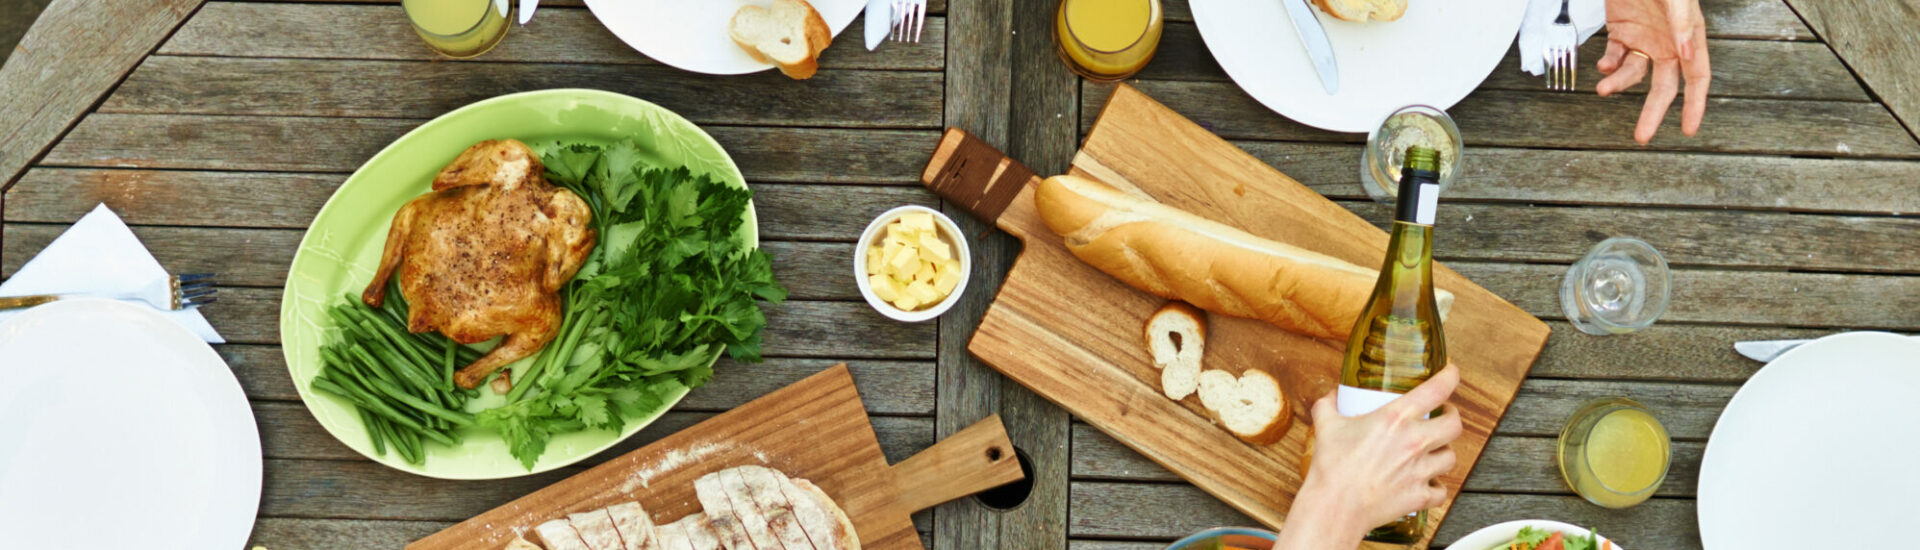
(1361, 105), (1460, 204)
(1561, 237), (1671, 335)
(402, 0), (511, 59)
(1558, 397), (1671, 509)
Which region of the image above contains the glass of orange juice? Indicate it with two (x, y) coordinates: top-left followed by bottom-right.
(1054, 0), (1164, 81)
(402, 0), (511, 59)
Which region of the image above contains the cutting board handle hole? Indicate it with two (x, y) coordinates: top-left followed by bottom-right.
(973, 446), (1034, 511)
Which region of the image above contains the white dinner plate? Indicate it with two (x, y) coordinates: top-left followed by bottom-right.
(1190, 0), (1528, 132)
(1451, 520), (1624, 550)
(1698, 332), (1920, 549)
(0, 299), (261, 549)
(585, 0), (866, 75)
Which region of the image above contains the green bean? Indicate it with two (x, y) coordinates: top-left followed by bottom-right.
(358, 407), (387, 456)
(358, 374), (474, 426)
(390, 421), (419, 464)
(349, 343), (437, 402)
(344, 306), (443, 386)
(443, 339), (458, 391)
(318, 363), (448, 442)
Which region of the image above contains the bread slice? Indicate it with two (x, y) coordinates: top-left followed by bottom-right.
(1196, 368), (1293, 445)
(607, 501), (663, 550)
(653, 516), (697, 550)
(715, 468), (785, 549)
(535, 518), (595, 550)
(570, 509), (630, 550)
(693, 472), (761, 550)
(729, 0), (831, 79)
(779, 479), (860, 550)
(677, 515), (722, 550)
(507, 536), (546, 550)
(738, 466), (821, 550)
(1035, 175), (1454, 340)
(1311, 0), (1406, 22)
(1143, 302), (1207, 400)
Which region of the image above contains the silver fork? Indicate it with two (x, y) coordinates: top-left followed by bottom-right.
(0, 273), (218, 312)
(1544, 0), (1578, 91)
(889, 0), (926, 43)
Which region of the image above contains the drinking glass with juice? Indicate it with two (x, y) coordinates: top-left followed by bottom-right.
(1558, 397), (1671, 508)
(1054, 0), (1164, 80)
(403, 0), (511, 59)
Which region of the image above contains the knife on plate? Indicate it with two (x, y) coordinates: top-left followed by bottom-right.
(1734, 334), (1919, 362)
(865, 0), (891, 51)
(1280, 0), (1339, 94)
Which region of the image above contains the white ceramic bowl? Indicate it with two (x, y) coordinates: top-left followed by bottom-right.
(853, 205), (972, 323)
(1450, 520), (1624, 550)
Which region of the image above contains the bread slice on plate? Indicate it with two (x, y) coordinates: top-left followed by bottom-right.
(1196, 368), (1293, 445)
(1311, 0), (1406, 22)
(729, 0), (832, 79)
(534, 518), (595, 550)
(1143, 302), (1207, 400)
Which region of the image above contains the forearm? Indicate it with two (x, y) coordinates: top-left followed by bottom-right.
(1275, 480), (1365, 550)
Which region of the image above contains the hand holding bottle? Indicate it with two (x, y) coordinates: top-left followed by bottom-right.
(1276, 365), (1463, 550)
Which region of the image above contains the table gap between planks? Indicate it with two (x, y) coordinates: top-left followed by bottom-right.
(1, 0), (1917, 549)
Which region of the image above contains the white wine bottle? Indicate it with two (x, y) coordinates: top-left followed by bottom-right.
(1339, 145), (1447, 543)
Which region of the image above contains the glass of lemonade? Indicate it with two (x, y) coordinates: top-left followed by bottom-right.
(1054, 0), (1164, 81)
(402, 0), (511, 59)
(1561, 237), (1671, 335)
(1558, 397), (1671, 509)
(1361, 105), (1461, 204)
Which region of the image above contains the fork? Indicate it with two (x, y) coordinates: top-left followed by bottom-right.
(889, 0), (926, 43)
(1544, 0), (1578, 91)
(0, 273), (218, 312)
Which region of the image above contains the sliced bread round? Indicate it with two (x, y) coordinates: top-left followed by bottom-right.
(1311, 0), (1407, 22)
(729, 0), (832, 79)
(1196, 368), (1292, 445)
(1143, 301), (1207, 401)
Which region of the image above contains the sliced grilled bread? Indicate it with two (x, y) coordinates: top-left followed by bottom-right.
(569, 509), (629, 550)
(534, 518), (594, 550)
(1196, 368), (1293, 445)
(729, 0), (832, 79)
(1143, 302), (1206, 400)
(606, 501), (663, 550)
(1311, 0), (1406, 22)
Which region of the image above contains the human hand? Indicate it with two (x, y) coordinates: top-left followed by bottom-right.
(1276, 366), (1463, 549)
(1597, 0), (1711, 144)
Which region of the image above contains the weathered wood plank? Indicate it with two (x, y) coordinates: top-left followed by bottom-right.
(1084, 82), (1920, 158)
(1070, 424), (1705, 497)
(1141, 25), (1865, 101)
(1788, 0), (1920, 141)
(239, 0), (949, 14)
(2, 172), (938, 232)
(163, 4), (944, 70)
(1231, 141), (1920, 215)
(1069, 482), (1700, 549)
(1457, 261), (1920, 331)
(0, 0), (201, 191)
(199, 286), (935, 357)
(41, 115), (941, 183)
(1160, 0), (1810, 41)
(1530, 322), (1824, 382)
(0, 226), (873, 299)
(103, 56), (942, 128)
(247, 517), (936, 550)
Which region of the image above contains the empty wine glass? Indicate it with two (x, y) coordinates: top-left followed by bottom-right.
(1560, 237), (1671, 335)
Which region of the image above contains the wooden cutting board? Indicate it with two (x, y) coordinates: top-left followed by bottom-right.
(408, 364), (1024, 550)
(922, 84), (1550, 548)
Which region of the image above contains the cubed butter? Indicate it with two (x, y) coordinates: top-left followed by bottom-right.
(870, 275), (900, 301)
(905, 280), (941, 304)
(865, 248), (882, 275)
(902, 212), (936, 233)
(895, 294), (923, 311)
(888, 245), (919, 272)
(914, 261), (936, 283)
(934, 268), (961, 294)
(919, 233), (951, 261)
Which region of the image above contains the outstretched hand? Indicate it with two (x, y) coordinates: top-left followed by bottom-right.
(1598, 0), (1711, 144)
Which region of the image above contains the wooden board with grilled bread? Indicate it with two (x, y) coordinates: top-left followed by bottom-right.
(918, 84), (1549, 548)
(406, 365), (1025, 550)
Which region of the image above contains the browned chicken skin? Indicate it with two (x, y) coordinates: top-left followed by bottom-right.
(363, 139), (595, 389)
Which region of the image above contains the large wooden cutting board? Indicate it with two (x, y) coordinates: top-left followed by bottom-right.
(408, 365), (1024, 550)
(922, 85), (1550, 548)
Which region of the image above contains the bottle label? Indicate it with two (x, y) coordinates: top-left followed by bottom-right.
(1415, 183), (1439, 225)
(1336, 384), (1404, 417)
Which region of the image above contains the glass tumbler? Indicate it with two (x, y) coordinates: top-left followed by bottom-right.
(403, 0), (511, 59)
(1560, 237), (1671, 335)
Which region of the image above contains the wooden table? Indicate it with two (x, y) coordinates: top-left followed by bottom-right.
(3, 1), (1918, 549)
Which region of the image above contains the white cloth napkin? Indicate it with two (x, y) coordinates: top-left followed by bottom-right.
(1518, 0), (1606, 75)
(0, 204), (225, 343)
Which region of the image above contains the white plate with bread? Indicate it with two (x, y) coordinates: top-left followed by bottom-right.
(1190, 0), (1528, 132)
(585, 0), (863, 77)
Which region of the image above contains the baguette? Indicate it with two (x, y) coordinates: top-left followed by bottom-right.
(1034, 174), (1453, 341)
(1311, 0), (1406, 22)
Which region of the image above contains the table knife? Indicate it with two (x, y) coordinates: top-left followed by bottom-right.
(1734, 334), (1919, 362)
(1280, 0), (1339, 94)
(865, 0), (890, 51)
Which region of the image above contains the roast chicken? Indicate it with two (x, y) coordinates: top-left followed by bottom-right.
(363, 139), (595, 389)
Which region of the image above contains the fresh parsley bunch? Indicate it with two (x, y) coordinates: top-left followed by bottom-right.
(475, 140), (787, 468)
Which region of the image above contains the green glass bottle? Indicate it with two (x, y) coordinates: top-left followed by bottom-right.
(1338, 145), (1447, 543)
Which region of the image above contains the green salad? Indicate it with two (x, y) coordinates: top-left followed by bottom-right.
(1505, 526), (1609, 550)
(309, 139), (785, 469)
